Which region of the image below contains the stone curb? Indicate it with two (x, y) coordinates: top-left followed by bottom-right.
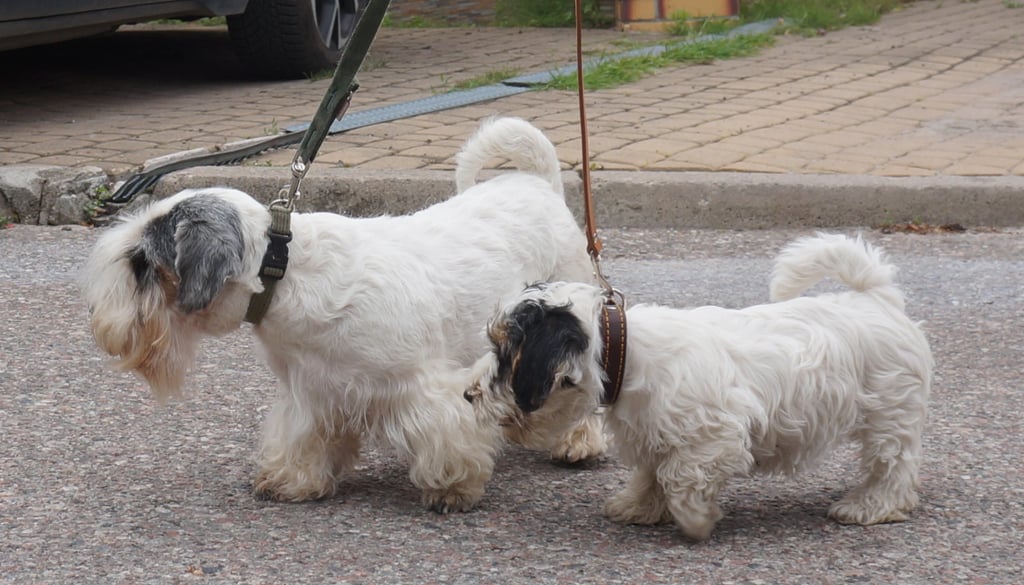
(5, 163), (1023, 228)
(0, 165), (108, 225)
(149, 166), (1024, 229)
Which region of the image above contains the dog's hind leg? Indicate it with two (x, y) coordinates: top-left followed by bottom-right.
(604, 464), (670, 525)
(549, 412), (607, 463)
(829, 373), (928, 525)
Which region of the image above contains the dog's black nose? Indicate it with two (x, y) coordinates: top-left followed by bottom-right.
(464, 390), (475, 403)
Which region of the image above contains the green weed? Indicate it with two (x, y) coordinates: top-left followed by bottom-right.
(543, 33), (775, 91)
(449, 68), (521, 91)
(306, 68), (334, 82)
(667, 11), (741, 37)
(84, 184), (114, 223)
(495, 0), (613, 28)
(739, 0), (906, 34)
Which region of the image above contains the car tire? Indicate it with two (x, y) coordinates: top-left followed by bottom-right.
(227, 0), (361, 79)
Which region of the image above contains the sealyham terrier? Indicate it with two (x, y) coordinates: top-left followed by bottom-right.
(465, 233), (932, 539)
(83, 117), (606, 512)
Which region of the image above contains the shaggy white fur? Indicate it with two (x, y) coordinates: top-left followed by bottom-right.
(467, 233), (932, 539)
(83, 117), (606, 512)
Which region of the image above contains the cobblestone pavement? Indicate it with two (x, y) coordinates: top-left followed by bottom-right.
(1, 0), (1022, 180)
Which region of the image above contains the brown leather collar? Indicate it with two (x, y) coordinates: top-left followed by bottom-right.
(599, 296), (627, 406)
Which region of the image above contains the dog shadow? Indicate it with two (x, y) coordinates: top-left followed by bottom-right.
(712, 488), (841, 540)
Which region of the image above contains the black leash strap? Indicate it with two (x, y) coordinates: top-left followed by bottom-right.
(244, 0), (392, 325)
(282, 0), (393, 208)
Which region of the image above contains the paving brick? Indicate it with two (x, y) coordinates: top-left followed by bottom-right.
(356, 155), (429, 170)
(667, 144), (746, 168)
(870, 165), (938, 177)
(889, 106), (953, 123)
(16, 139), (97, 155)
(779, 140), (842, 158)
(720, 160), (789, 173)
(801, 132), (874, 149)
(715, 133), (783, 151)
(0, 151), (37, 164)
(620, 137), (697, 157)
(317, 147), (394, 166)
(942, 161), (1011, 176)
(592, 148), (665, 168)
(741, 151), (817, 171)
(802, 156), (878, 174)
(975, 145), (1024, 160)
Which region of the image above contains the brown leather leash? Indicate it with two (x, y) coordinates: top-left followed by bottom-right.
(574, 0), (627, 407)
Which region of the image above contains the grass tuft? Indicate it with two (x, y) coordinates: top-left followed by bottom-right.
(449, 68), (521, 91)
(739, 0), (906, 34)
(495, 0), (613, 28)
(543, 33), (775, 91)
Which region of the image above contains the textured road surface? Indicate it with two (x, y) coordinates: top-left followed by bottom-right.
(1, 225), (1021, 584)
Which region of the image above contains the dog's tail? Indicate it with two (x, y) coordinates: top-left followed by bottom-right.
(770, 233), (903, 309)
(455, 117), (563, 195)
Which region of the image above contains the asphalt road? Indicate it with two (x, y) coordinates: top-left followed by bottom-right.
(1, 225), (1021, 584)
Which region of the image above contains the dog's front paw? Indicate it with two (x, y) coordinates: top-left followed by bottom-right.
(604, 490), (669, 525)
(253, 469), (336, 502)
(549, 415), (607, 463)
(422, 485), (484, 514)
(828, 498), (910, 525)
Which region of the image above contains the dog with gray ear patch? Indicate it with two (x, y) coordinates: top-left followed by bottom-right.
(83, 117), (607, 513)
(466, 234), (932, 539)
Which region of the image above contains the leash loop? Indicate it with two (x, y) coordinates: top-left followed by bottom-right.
(281, 159), (307, 210)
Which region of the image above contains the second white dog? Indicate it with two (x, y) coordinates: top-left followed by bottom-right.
(466, 234), (932, 539)
(83, 117), (606, 512)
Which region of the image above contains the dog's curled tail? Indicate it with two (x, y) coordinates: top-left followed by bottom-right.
(770, 233), (903, 308)
(455, 117), (563, 195)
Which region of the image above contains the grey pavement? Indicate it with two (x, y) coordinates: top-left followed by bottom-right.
(1, 0), (1024, 227)
(1, 225), (1022, 583)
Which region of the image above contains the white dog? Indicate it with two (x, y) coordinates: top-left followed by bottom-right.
(83, 117), (606, 513)
(466, 234), (932, 539)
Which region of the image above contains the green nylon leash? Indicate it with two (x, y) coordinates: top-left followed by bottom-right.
(244, 0), (392, 325)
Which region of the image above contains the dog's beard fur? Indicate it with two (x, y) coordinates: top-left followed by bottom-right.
(84, 190), (265, 401)
(468, 234), (932, 540)
(83, 117), (608, 511)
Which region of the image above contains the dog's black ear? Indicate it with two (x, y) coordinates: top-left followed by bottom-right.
(171, 195), (245, 313)
(132, 194), (245, 313)
(505, 301), (588, 413)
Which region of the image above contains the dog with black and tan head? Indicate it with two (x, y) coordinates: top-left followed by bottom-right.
(467, 234), (932, 540)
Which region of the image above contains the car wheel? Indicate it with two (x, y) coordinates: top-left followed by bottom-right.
(228, 0), (362, 79)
